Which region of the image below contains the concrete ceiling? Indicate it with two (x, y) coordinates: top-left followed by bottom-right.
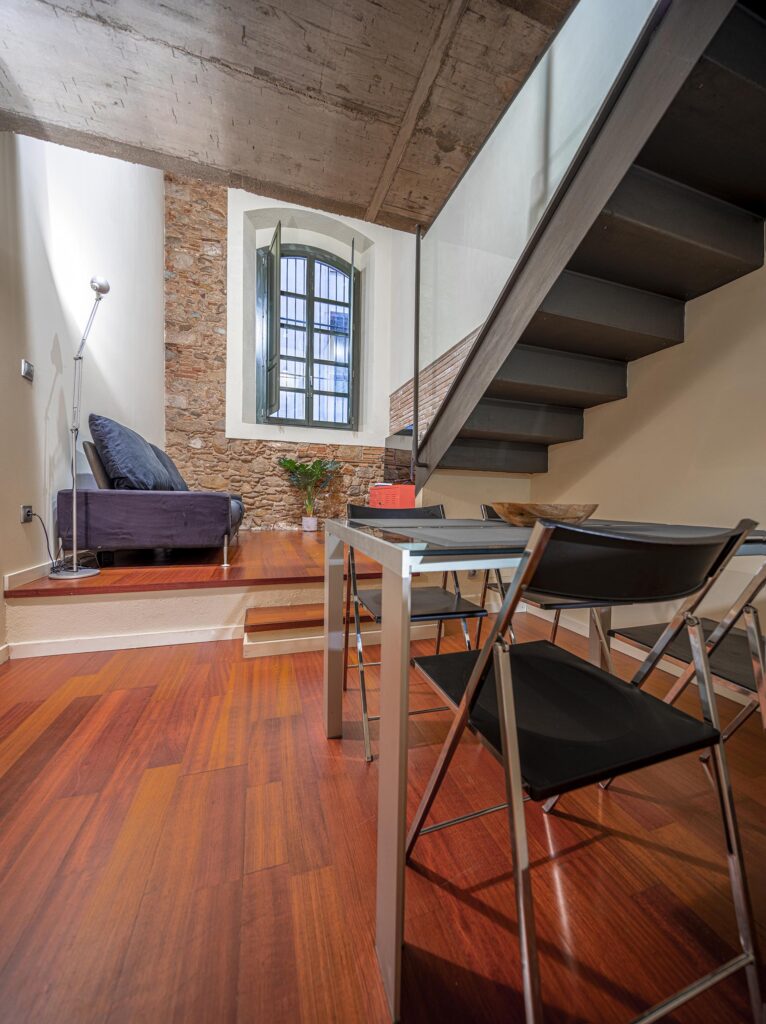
(0, 0), (576, 231)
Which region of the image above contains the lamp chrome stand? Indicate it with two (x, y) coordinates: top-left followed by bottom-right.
(50, 277), (110, 580)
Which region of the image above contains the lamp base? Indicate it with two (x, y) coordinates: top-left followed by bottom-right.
(49, 565), (101, 580)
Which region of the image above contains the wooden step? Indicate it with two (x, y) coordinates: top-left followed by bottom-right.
(244, 603), (374, 635)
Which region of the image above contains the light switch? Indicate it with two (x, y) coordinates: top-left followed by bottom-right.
(21, 359), (34, 382)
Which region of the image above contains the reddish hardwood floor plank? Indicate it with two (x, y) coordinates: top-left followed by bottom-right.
(107, 880), (242, 1024)
(238, 865), (302, 1024)
(0, 620), (761, 1022)
(0, 763), (180, 1023)
(0, 793), (95, 974)
(244, 782), (287, 873)
(0, 695), (98, 819)
(145, 765), (247, 899)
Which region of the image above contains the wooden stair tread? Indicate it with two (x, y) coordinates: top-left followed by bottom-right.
(244, 603), (373, 634)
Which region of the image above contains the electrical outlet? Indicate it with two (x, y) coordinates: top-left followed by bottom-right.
(20, 505), (33, 524)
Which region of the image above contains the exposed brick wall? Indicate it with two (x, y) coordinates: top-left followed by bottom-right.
(164, 173), (384, 530)
(389, 330), (478, 438)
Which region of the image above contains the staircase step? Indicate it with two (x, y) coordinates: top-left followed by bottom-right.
(244, 603), (373, 635)
(460, 398), (583, 445)
(439, 438), (548, 474)
(522, 270), (684, 361)
(487, 344), (627, 408)
(569, 165), (764, 300)
(636, 4), (766, 215)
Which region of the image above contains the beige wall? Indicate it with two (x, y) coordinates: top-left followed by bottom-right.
(531, 262), (766, 626)
(422, 469), (531, 518)
(0, 134), (165, 648)
(532, 263), (766, 527)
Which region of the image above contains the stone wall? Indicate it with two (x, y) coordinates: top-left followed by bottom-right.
(389, 330), (477, 437)
(164, 173), (384, 530)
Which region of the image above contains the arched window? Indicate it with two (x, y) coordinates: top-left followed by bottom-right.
(256, 236), (360, 429)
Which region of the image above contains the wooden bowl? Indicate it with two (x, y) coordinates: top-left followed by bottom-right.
(491, 502), (598, 527)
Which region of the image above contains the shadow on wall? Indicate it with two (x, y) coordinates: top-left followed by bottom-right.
(1, 121), (120, 558)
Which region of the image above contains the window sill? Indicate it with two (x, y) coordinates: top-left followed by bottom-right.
(225, 414), (384, 448)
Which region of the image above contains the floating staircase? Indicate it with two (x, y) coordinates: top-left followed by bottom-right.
(411, 0), (766, 481)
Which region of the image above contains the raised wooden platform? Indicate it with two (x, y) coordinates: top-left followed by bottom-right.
(5, 531), (382, 600)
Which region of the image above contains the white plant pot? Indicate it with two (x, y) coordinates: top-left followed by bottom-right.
(302, 515), (318, 532)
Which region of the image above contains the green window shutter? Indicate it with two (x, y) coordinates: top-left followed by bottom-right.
(266, 221), (281, 416)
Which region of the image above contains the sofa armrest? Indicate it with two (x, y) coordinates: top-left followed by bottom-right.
(57, 489), (238, 551)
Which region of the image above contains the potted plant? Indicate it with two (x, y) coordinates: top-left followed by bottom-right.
(277, 457), (341, 531)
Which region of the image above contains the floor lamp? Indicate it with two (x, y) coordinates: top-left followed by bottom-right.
(49, 276), (110, 580)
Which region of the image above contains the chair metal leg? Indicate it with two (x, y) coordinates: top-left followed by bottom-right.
(542, 794), (561, 814)
(221, 533), (229, 568)
(343, 566), (352, 692)
(460, 617), (472, 651)
(355, 602), (372, 763)
(547, 611), (611, 806)
(743, 605), (766, 729)
(708, 746), (764, 1023)
(476, 570), (490, 647)
(349, 554), (373, 763)
(700, 701), (758, 770)
(406, 686), (471, 858)
(435, 619), (443, 655)
(687, 617), (764, 1023)
(549, 609), (561, 645)
(589, 607), (613, 673)
(494, 642), (543, 1023)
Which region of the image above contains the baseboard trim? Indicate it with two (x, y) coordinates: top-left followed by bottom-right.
(7, 620), (440, 661)
(4, 561), (50, 591)
(8, 624), (245, 660)
(0, 643), (9, 666)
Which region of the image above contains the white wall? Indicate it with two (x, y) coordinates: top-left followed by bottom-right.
(0, 133), (165, 644)
(226, 188), (415, 447)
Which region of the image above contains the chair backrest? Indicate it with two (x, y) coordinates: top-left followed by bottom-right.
(481, 504), (501, 521)
(347, 503), (445, 521)
(524, 519), (754, 606)
(83, 440), (113, 490)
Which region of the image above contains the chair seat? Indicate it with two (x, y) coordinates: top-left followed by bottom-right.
(611, 618), (759, 694)
(357, 586), (487, 623)
(412, 640), (719, 801)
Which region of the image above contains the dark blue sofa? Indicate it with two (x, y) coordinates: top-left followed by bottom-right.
(56, 415), (244, 564)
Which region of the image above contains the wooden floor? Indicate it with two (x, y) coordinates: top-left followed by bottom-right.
(5, 530), (382, 600)
(0, 614), (763, 1022)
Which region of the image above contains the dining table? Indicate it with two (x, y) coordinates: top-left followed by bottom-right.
(322, 516), (766, 1021)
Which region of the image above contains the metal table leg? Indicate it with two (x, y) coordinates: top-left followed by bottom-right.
(323, 531), (346, 739)
(375, 562), (412, 1022)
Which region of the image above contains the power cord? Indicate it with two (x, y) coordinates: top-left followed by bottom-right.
(32, 513), (57, 571)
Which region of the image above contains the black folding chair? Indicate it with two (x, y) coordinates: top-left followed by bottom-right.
(610, 559), (766, 764)
(344, 503), (487, 762)
(407, 517), (762, 1024)
(477, 504), (613, 674)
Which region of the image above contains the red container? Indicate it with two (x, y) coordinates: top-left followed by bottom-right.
(368, 483), (416, 509)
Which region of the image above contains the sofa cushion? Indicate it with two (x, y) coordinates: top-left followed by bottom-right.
(151, 445), (189, 491)
(89, 414), (174, 491)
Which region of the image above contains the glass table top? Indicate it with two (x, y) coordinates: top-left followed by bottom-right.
(336, 517), (766, 561)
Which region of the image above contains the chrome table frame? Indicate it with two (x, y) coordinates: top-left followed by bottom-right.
(323, 518), (533, 1020)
